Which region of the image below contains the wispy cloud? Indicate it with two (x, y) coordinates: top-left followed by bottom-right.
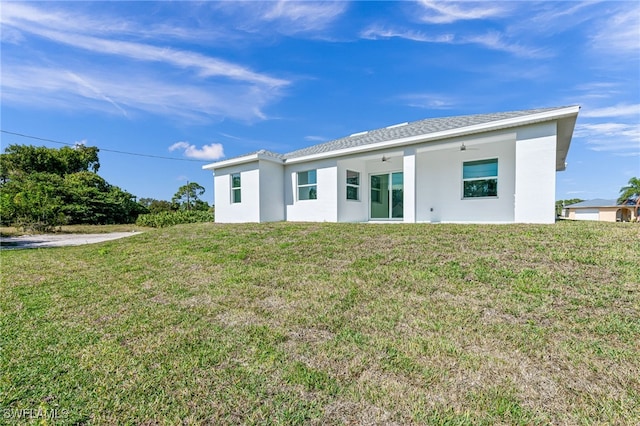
(399, 93), (457, 110)
(1, 3), (287, 88)
(591, 6), (640, 55)
(1, 2), (236, 45)
(582, 104), (640, 119)
(2, 64), (277, 121)
(169, 141), (225, 161)
(465, 31), (551, 58)
(304, 135), (327, 142)
(66, 71), (129, 118)
(360, 25), (547, 58)
(575, 122), (640, 156)
(416, 0), (508, 24)
(360, 26), (453, 43)
(504, 2), (597, 37)
(214, 0), (347, 36)
(0, 3), (288, 121)
(263, 1), (347, 33)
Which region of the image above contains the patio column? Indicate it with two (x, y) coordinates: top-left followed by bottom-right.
(403, 148), (416, 223)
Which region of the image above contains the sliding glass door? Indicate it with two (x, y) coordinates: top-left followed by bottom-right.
(370, 172), (403, 220)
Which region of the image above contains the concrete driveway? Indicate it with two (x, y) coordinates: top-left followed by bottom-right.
(1, 232), (142, 250)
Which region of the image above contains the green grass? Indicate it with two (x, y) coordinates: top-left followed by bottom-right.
(1, 221), (639, 424)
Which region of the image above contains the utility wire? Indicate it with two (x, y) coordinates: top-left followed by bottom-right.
(0, 129), (206, 162)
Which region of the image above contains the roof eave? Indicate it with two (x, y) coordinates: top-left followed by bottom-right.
(555, 106), (580, 171)
(202, 106), (581, 169)
(202, 153), (284, 171)
(286, 105), (581, 164)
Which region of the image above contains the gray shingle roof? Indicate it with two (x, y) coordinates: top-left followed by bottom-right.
(206, 106), (576, 169)
(565, 199), (622, 208)
(218, 149), (285, 163)
(282, 106), (571, 159)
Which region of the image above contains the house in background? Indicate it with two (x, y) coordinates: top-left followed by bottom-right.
(563, 199), (638, 222)
(203, 106), (580, 224)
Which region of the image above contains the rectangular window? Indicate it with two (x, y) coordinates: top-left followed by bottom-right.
(463, 159), (498, 198)
(297, 170), (317, 200)
(346, 170), (360, 201)
(231, 173), (241, 203)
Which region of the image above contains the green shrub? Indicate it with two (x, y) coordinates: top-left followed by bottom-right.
(135, 210), (213, 228)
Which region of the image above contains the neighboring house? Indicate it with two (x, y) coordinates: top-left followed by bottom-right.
(563, 199), (638, 222)
(203, 106), (580, 224)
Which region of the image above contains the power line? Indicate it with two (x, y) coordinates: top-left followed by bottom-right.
(0, 129), (206, 162)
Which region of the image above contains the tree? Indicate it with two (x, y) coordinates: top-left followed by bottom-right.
(172, 182), (209, 211)
(617, 177), (640, 216)
(0, 172), (66, 230)
(0, 144), (99, 180)
(61, 171), (146, 224)
(0, 144), (142, 229)
(138, 197), (174, 214)
(555, 198), (584, 217)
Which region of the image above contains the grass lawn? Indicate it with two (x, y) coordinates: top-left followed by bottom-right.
(1, 221), (639, 424)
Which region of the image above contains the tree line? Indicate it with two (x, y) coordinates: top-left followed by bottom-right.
(0, 144), (211, 231)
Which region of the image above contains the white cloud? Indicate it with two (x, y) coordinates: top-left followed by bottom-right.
(399, 93), (456, 110)
(214, 0), (347, 36)
(591, 6), (640, 55)
(263, 1), (347, 32)
(575, 122), (640, 156)
(417, 0), (508, 24)
(465, 31), (551, 59)
(582, 104), (640, 119)
(0, 3), (288, 121)
(360, 26), (454, 43)
(360, 25), (546, 58)
(304, 135), (326, 142)
(566, 190), (588, 195)
(66, 71), (129, 118)
(169, 142), (225, 161)
(504, 2), (597, 38)
(1, 12), (286, 88)
(1, 65), (277, 121)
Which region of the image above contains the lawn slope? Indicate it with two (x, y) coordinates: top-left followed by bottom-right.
(1, 222), (639, 424)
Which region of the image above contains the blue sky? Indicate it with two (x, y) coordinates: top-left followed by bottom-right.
(1, 1), (638, 204)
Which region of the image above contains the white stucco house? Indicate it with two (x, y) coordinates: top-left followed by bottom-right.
(203, 106), (580, 224)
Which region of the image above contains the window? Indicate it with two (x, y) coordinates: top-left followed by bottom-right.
(346, 170), (360, 201)
(231, 173), (241, 203)
(463, 159), (498, 198)
(297, 170), (317, 200)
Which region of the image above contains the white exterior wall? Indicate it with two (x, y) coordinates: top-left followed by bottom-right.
(337, 158), (368, 222)
(514, 123), (557, 224)
(211, 120), (564, 224)
(258, 160), (285, 222)
(403, 148), (417, 223)
(214, 162), (261, 223)
(415, 133), (517, 223)
(285, 159), (338, 222)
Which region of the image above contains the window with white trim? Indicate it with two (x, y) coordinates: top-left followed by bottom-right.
(297, 170), (317, 200)
(346, 170), (360, 201)
(462, 159), (498, 198)
(231, 173), (241, 203)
